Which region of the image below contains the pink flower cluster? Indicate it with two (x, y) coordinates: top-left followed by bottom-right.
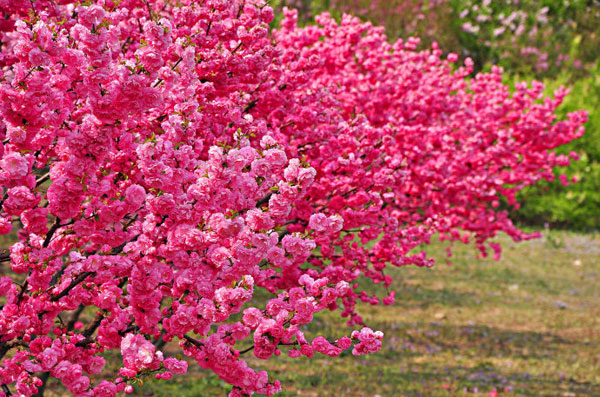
(0, 1), (586, 396)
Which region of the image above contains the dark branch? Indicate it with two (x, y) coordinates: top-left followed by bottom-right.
(51, 271), (95, 302)
(32, 372), (49, 397)
(142, 0), (153, 20)
(43, 217), (62, 248)
(183, 335), (205, 349)
(278, 229), (290, 242)
(152, 57), (184, 87)
(231, 42), (244, 55)
(16, 280), (28, 305)
(238, 345), (254, 355)
(0, 248), (9, 264)
(35, 172), (50, 187)
(255, 193), (272, 208)
(153, 329), (167, 350)
(243, 99), (258, 114)
(2, 384), (12, 396)
(0, 339), (28, 361)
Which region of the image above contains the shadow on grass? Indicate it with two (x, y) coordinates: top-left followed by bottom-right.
(137, 357), (598, 397)
(378, 321), (587, 359)
(267, 362), (599, 396)
(132, 321), (599, 397)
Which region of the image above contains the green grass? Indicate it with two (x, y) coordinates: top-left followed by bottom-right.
(130, 231), (600, 396)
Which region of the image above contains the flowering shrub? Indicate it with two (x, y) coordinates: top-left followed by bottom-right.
(0, 1), (587, 396)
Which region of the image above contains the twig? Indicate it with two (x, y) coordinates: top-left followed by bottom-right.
(15, 67), (36, 88)
(35, 172), (50, 187)
(2, 384), (12, 396)
(0, 248), (9, 263)
(142, 0), (153, 20)
(43, 217), (61, 248)
(243, 98), (259, 113)
(255, 193), (272, 208)
(238, 345), (254, 355)
(16, 280), (28, 305)
(152, 57), (183, 87)
(231, 42), (244, 55)
(51, 271), (95, 302)
(183, 335), (205, 348)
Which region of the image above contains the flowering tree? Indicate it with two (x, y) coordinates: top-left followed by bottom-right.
(0, 1), (586, 396)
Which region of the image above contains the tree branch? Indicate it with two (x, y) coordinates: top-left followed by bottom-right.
(243, 98), (258, 114)
(183, 335), (205, 349)
(35, 172), (50, 187)
(32, 372), (49, 397)
(255, 193), (272, 208)
(0, 339), (28, 361)
(2, 384), (12, 396)
(0, 248), (9, 264)
(51, 271), (95, 302)
(43, 217), (61, 248)
(238, 345), (254, 355)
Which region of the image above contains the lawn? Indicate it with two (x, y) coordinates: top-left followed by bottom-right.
(128, 230), (600, 396)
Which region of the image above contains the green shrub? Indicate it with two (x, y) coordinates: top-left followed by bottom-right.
(506, 69), (600, 230)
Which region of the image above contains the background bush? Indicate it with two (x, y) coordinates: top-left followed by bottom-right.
(275, 0), (600, 77)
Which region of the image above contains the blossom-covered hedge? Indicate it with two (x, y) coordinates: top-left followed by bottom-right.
(276, 0), (600, 230)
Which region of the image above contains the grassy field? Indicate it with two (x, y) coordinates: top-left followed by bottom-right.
(125, 230), (600, 396)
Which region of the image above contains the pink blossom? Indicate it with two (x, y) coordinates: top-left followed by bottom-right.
(163, 358), (188, 375)
(125, 184), (146, 208)
(242, 307), (264, 330)
(246, 209), (275, 231)
(351, 328), (384, 356)
(21, 207), (48, 235)
(121, 334), (160, 371)
(0, 276), (12, 296)
(4, 187), (38, 215)
(93, 381), (117, 396)
(337, 337), (352, 350)
(0, 216), (12, 235)
(0, 153), (28, 179)
(308, 213), (329, 232)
